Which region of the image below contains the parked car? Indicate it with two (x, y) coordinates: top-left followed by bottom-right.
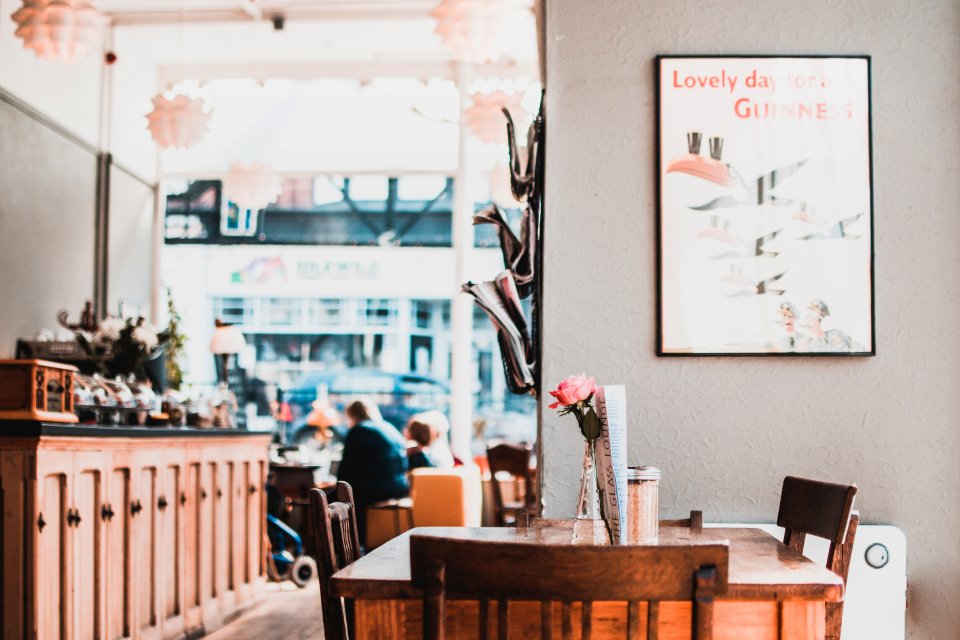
(278, 368), (450, 448)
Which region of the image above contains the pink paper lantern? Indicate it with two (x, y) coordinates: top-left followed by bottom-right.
(224, 162), (282, 213)
(465, 90), (527, 145)
(146, 93), (212, 150)
(11, 0), (107, 62)
(431, 0), (533, 63)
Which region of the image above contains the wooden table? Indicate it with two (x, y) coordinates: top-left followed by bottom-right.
(330, 522), (844, 640)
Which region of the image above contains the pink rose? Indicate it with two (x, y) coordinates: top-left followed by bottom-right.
(548, 374), (596, 409)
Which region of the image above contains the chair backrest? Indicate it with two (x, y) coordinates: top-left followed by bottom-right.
(776, 476), (857, 569)
(486, 442), (535, 525)
(309, 482), (362, 640)
(411, 465), (483, 527)
(410, 535), (729, 640)
(825, 511), (859, 640)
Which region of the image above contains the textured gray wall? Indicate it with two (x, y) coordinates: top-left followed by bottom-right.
(0, 96), (98, 357)
(541, 2), (959, 637)
(107, 168), (156, 319)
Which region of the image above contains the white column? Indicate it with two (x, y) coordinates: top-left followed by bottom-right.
(449, 62), (475, 461)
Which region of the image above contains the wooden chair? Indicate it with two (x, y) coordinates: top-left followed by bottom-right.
(776, 476), (858, 640)
(410, 535), (729, 640)
(486, 442), (536, 525)
(309, 482), (362, 640)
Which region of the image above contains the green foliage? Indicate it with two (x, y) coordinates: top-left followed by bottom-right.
(164, 288), (187, 390)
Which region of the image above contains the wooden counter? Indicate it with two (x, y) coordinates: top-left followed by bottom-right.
(0, 422), (271, 640)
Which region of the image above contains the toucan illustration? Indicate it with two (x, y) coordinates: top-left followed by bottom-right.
(721, 269), (788, 297)
(664, 132), (738, 187)
(698, 216), (785, 258)
(799, 212), (865, 240)
(665, 132), (807, 210)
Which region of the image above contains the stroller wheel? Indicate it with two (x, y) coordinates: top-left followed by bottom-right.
(290, 555), (317, 588)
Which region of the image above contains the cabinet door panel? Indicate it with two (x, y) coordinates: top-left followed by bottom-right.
(247, 459), (264, 583)
(105, 467), (131, 640)
(136, 466), (158, 634)
(184, 463), (201, 613)
(38, 472), (68, 640)
(242, 460), (253, 587)
(160, 464), (181, 622)
(200, 462), (216, 607)
(225, 461), (237, 595)
(73, 468), (101, 640)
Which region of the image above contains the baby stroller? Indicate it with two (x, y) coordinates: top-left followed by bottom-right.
(266, 484), (317, 587)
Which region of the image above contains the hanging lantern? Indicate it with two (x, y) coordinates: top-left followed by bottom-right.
(145, 93), (211, 150)
(431, 0), (533, 63)
(465, 90), (527, 145)
(224, 162), (282, 213)
(11, 0), (107, 62)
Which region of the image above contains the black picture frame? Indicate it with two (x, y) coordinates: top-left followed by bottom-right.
(655, 54), (876, 357)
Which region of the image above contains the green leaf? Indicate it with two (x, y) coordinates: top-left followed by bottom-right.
(581, 407), (602, 441)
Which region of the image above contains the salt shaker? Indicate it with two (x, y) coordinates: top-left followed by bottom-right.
(627, 466), (660, 544)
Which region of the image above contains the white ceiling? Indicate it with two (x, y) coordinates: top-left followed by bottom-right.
(97, 0), (437, 21)
(99, 0), (537, 77)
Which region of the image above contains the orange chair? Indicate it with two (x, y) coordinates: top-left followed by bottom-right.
(365, 465), (483, 548)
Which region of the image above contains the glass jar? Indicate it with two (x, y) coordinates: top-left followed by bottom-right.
(626, 466), (660, 544)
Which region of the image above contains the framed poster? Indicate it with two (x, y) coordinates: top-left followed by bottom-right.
(657, 55), (875, 356)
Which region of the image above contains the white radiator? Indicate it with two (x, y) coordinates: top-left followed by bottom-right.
(706, 523), (907, 639)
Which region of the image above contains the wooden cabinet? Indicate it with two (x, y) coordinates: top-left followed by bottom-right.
(0, 428), (270, 640)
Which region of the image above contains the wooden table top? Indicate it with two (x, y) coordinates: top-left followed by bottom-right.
(330, 523), (844, 603)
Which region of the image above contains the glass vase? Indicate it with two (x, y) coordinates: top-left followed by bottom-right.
(573, 439), (609, 544)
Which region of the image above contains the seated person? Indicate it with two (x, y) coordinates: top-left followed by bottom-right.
(404, 410), (456, 470)
(335, 398), (409, 538)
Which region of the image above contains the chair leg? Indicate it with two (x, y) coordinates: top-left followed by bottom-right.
(693, 566), (717, 640)
(422, 560), (445, 640)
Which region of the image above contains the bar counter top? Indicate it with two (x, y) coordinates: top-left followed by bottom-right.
(0, 420), (273, 438)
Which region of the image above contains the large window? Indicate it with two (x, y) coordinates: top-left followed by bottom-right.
(164, 174), (507, 248)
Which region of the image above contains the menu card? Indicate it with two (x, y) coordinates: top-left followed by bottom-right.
(594, 385), (628, 544)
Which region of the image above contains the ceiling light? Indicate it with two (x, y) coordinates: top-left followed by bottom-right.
(224, 162), (282, 213)
(464, 90), (527, 145)
(145, 93), (212, 150)
(431, 0), (534, 64)
(11, 0), (108, 62)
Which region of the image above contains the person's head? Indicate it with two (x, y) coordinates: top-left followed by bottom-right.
(343, 397), (382, 428)
(405, 418), (433, 448)
(779, 302), (797, 330)
(405, 410), (450, 446)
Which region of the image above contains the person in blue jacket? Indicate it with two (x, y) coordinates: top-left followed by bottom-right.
(335, 397), (410, 541)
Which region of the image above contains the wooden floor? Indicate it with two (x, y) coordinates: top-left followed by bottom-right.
(206, 582), (324, 640)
